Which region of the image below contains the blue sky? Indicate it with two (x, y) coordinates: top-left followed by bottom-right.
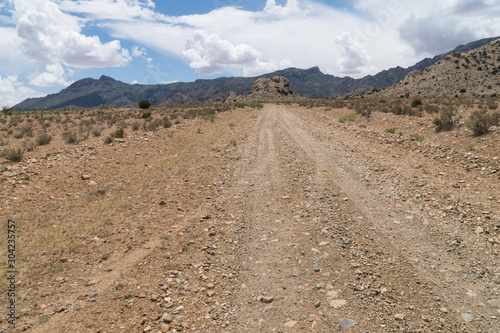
(0, 0), (499, 106)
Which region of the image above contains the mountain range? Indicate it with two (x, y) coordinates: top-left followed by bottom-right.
(13, 37), (499, 110)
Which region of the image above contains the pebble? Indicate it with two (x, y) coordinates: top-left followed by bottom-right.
(284, 320), (297, 328)
(257, 296), (274, 304)
(81, 174), (91, 180)
(163, 314), (173, 323)
(394, 313), (406, 320)
(343, 238), (352, 244)
(329, 299), (347, 309)
(461, 313), (473, 321)
(338, 318), (358, 331)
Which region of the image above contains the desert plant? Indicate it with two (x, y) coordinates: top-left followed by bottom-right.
(411, 98), (423, 107)
(1, 147), (24, 162)
(410, 134), (425, 142)
(104, 136), (114, 144)
(385, 128), (397, 134)
(36, 132), (52, 146)
(162, 116), (172, 128)
(62, 131), (78, 144)
(339, 112), (358, 123)
(433, 108), (459, 133)
(139, 100), (151, 109)
(131, 122), (140, 131)
(112, 128), (125, 139)
(466, 110), (495, 136)
(141, 111), (151, 119)
(91, 128), (101, 137)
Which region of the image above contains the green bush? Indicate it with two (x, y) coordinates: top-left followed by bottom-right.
(139, 100), (151, 109)
(410, 134), (425, 142)
(339, 112), (358, 123)
(466, 110), (495, 136)
(385, 128), (396, 134)
(141, 111), (151, 119)
(433, 108), (459, 133)
(104, 136), (114, 144)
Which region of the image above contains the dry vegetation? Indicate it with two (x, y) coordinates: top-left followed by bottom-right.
(378, 39), (500, 98)
(0, 95), (499, 332)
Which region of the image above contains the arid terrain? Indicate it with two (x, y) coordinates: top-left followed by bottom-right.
(1, 100), (499, 332)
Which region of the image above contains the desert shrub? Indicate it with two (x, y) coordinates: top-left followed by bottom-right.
(487, 100), (498, 110)
(36, 132), (52, 146)
(112, 128), (125, 139)
(433, 108), (459, 133)
(91, 128), (101, 137)
(200, 114), (216, 122)
(385, 128), (396, 134)
(104, 136), (114, 144)
(143, 118), (162, 131)
(19, 123), (34, 137)
(411, 98), (423, 107)
(425, 104), (440, 114)
(139, 100), (151, 109)
(13, 132), (24, 139)
(62, 130), (78, 144)
(170, 113), (179, 119)
(23, 140), (35, 152)
(359, 124), (367, 128)
(339, 112), (358, 123)
(141, 111), (151, 119)
(162, 116), (172, 128)
(131, 122), (140, 131)
(230, 139), (237, 146)
(410, 134), (425, 142)
(1, 147), (24, 162)
(466, 110), (496, 136)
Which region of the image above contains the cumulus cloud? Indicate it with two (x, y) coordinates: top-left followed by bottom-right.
(182, 30), (291, 76)
(13, 0), (131, 68)
(335, 32), (376, 75)
(29, 63), (74, 87)
(0, 75), (45, 106)
(263, 0), (303, 17)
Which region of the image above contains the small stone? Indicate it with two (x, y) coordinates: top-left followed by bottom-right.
(143, 325), (152, 332)
(330, 299), (347, 309)
(160, 324), (171, 332)
(314, 301), (321, 308)
(81, 174), (91, 180)
(159, 201), (167, 206)
(207, 290), (216, 297)
(260, 296), (274, 304)
(338, 318), (358, 331)
(440, 307), (448, 313)
(343, 238), (352, 245)
(461, 313), (473, 321)
(207, 283), (215, 289)
(162, 314), (173, 323)
(475, 226), (484, 235)
(284, 320), (297, 328)
(394, 313), (406, 320)
(314, 267), (320, 273)
(89, 180), (98, 186)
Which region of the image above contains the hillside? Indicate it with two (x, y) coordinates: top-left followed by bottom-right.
(379, 39), (500, 98)
(13, 37), (499, 110)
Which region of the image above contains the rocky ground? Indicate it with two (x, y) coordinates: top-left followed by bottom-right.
(0, 104), (499, 332)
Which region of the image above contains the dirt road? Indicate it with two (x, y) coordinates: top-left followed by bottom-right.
(1, 104), (498, 332)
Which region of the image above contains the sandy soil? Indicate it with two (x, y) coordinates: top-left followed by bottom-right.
(1, 104), (499, 332)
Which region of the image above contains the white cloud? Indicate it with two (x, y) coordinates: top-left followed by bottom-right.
(28, 63), (74, 87)
(59, 0), (164, 21)
(13, 0), (131, 68)
(132, 46), (146, 57)
(264, 0), (303, 17)
(0, 75), (45, 107)
(335, 32), (377, 75)
(182, 30), (291, 76)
